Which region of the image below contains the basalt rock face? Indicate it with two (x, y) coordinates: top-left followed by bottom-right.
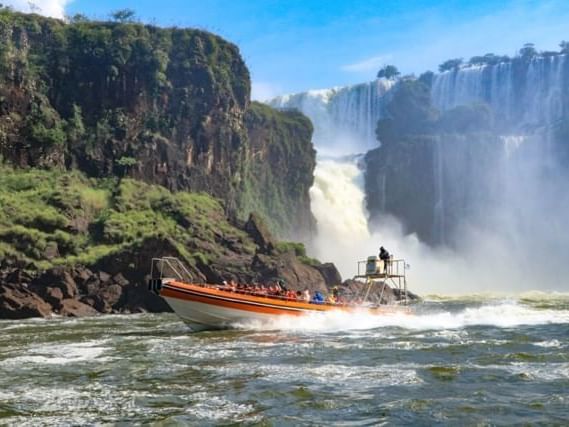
(0, 9), (315, 238)
(243, 102), (316, 237)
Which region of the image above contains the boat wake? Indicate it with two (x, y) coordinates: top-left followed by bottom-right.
(234, 295), (569, 333)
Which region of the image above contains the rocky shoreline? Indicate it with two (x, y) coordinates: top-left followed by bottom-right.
(0, 215), (346, 319)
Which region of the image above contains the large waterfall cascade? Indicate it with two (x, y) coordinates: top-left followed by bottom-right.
(431, 55), (567, 128)
(269, 79), (395, 276)
(270, 54), (569, 291)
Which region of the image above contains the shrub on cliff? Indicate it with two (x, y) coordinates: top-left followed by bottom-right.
(0, 164), (255, 269)
(438, 58), (463, 72)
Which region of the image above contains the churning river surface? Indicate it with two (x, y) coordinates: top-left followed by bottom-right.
(1, 294), (568, 426)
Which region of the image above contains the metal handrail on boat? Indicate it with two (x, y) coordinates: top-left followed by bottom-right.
(353, 257), (409, 305)
(150, 257), (195, 284)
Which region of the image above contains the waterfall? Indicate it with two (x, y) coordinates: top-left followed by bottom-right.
(270, 78), (395, 155)
(269, 78), (396, 276)
(433, 139), (446, 245)
(268, 54), (569, 286)
(431, 55), (568, 128)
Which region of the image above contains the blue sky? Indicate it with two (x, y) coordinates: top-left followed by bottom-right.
(6, 0), (569, 99)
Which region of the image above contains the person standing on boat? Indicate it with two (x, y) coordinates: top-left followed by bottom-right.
(379, 246), (390, 274)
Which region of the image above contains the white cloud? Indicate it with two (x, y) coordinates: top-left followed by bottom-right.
(341, 54), (392, 73)
(251, 81), (283, 102)
(3, 0), (72, 19)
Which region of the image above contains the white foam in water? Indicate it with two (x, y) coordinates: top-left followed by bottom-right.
(3, 340), (111, 366)
(184, 393), (259, 422)
(235, 301), (569, 333)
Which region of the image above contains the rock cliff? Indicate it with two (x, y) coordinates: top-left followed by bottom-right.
(0, 9), (323, 318)
(0, 8), (315, 237)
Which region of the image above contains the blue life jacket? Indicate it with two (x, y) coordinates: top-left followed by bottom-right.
(312, 291), (324, 304)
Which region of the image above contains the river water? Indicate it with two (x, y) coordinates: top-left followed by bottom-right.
(1, 294), (568, 425)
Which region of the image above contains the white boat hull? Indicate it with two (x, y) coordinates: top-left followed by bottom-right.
(164, 296), (280, 331)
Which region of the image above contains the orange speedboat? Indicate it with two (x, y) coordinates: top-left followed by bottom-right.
(148, 256), (412, 331)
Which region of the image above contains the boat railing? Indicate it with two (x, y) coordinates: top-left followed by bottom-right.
(150, 257), (195, 284)
(353, 258), (409, 305)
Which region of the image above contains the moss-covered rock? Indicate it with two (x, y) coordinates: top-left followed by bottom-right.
(242, 102), (316, 237)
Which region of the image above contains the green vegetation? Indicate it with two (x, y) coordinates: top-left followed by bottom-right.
(275, 241), (320, 266)
(437, 41), (569, 72)
(376, 65), (400, 79)
(468, 53), (510, 66)
(519, 42), (537, 60)
(438, 58), (463, 73)
(0, 164), (256, 269)
(110, 9), (137, 23)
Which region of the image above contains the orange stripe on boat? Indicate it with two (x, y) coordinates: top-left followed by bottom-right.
(160, 281), (406, 316)
(161, 281), (326, 315)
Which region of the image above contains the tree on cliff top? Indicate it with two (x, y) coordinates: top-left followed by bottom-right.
(519, 43), (537, 59)
(469, 53), (510, 66)
(110, 9), (136, 23)
(377, 65), (400, 79)
(560, 41), (569, 54)
(438, 58), (463, 73)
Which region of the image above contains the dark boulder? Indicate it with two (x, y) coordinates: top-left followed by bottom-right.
(43, 287), (65, 308)
(340, 279), (398, 305)
(121, 281), (172, 313)
(315, 263), (342, 287)
(0, 283), (52, 319)
(30, 267), (78, 300)
(59, 299), (98, 317)
(252, 252), (328, 294)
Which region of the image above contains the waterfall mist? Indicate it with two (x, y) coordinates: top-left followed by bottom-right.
(270, 56), (569, 294)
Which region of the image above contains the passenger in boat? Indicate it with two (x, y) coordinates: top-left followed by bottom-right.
(286, 290), (296, 300)
(296, 290), (303, 300)
(278, 279), (287, 295)
(312, 291), (325, 304)
(229, 279), (237, 292)
(303, 289), (311, 302)
(326, 294), (336, 304)
(379, 246), (391, 274)
(332, 287), (345, 304)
